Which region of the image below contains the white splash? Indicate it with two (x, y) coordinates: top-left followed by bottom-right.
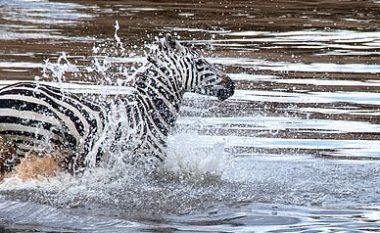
(113, 20), (125, 53)
(39, 52), (79, 86)
(163, 131), (228, 178)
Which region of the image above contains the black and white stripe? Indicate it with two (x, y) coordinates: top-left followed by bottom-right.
(0, 82), (106, 172)
(0, 34), (235, 173)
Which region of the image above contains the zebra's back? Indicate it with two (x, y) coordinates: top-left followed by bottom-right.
(0, 82), (105, 171)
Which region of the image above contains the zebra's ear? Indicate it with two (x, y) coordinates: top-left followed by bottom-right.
(164, 33), (177, 49)
(165, 33), (186, 52)
(159, 33), (185, 53)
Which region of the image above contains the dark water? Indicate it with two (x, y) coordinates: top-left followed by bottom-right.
(0, 0), (380, 232)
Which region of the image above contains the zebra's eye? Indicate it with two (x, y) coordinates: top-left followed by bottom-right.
(196, 59), (204, 67)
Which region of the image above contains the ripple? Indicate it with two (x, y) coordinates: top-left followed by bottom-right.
(211, 57), (380, 73)
(0, 0), (94, 25)
(0, 200), (141, 232)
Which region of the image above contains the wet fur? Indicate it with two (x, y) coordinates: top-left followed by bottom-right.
(15, 153), (62, 181)
(0, 138), (63, 181)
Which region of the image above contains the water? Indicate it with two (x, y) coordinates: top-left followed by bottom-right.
(0, 0), (380, 232)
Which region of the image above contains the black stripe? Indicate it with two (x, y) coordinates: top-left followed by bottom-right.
(0, 130), (65, 146)
(0, 116), (77, 146)
(0, 99), (60, 118)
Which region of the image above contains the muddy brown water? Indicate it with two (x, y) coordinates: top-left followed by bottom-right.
(0, 0), (380, 232)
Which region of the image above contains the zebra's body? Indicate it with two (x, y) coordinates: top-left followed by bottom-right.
(0, 34), (235, 173)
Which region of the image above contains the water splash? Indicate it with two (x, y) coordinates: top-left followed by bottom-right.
(113, 20), (125, 53)
(164, 131), (228, 179)
(38, 52), (79, 85)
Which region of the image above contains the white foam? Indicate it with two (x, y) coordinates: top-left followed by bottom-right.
(164, 132), (228, 178)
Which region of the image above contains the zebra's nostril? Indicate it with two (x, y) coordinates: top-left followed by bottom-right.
(217, 79), (235, 101)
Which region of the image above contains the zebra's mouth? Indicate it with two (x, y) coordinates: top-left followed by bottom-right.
(217, 80), (235, 101)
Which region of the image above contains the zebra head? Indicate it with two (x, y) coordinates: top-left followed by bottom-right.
(148, 34), (235, 101)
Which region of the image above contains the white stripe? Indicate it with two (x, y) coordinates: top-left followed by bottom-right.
(0, 109), (61, 126)
(0, 123), (60, 140)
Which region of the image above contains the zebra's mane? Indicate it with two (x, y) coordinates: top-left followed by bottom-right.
(150, 34), (187, 55)
(146, 34), (194, 69)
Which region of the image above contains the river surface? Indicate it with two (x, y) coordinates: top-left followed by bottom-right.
(0, 0), (380, 232)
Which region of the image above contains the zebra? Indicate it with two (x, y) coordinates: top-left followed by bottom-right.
(0, 34), (235, 174)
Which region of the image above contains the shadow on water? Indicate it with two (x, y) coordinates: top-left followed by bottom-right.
(0, 0), (380, 232)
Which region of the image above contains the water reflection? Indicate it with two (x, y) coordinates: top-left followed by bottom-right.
(0, 199), (379, 232)
(0, 0), (93, 25)
(212, 57), (380, 73)
(0, 0), (94, 42)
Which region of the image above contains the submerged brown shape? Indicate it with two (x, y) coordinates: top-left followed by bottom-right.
(16, 153), (63, 181)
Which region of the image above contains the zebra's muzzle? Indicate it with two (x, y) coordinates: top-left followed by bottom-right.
(217, 79), (235, 101)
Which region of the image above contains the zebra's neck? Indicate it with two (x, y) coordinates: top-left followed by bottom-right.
(134, 63), (184, 132)
(107, 63), (185, 163)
